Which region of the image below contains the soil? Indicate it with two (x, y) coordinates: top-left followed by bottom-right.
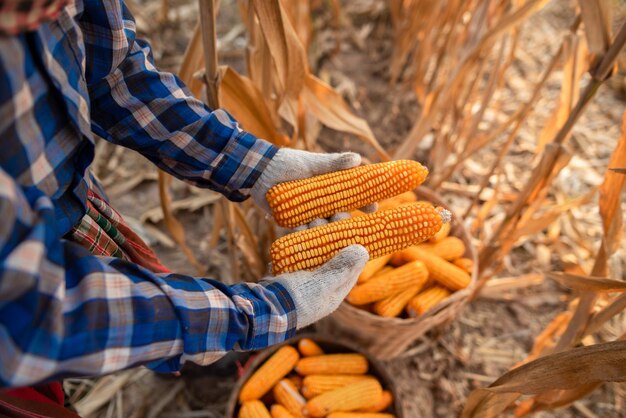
(72, 0), (626, 417)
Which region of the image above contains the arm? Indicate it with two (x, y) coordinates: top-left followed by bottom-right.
(82, 0), (275, 201)
(0, 168), (296, 387)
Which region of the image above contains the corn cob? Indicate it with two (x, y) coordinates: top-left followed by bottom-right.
(396, 247), (470, 291)
(298, 338), (324, 357)
(372, 284), (425, 317)
(359, 390), (393, 413)
(418, 236), (466, 260)
(273, 379), (306, 418)
(270, 405), (296, 418)
(407, 286), (451, 316)
(377, 191), (418, 212)
(388, 252), (406, 267)
(301, 375), (376, 399)
(239, 401), (272, 418)
(453, 257), (474, 273)
(267, 160), (429, 228)
(327, 413), (395, 418)
(239, 346), (300, 402)
(357, 254), (392, 284)
(296, 354), (368, 376)
(347, 261), (428, 305)
(271, 203), (448, 274)
(429, 221), (451, 243)
(304, 380), (383, 417)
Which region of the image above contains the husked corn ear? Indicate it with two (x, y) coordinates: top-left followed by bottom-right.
(239, 401), (272, 418)
(298, 338), (324, 357)
(407, 286), (451, 316)
(453, 257), (474, 273)
(273, 379), (306, 418)
(373, 284), (425, 317)
(296, 354), (368, 375)
(239, 346), (299, 402)
(377, 191), (418, 211)
(270, 405), (295, 418)
(388, 252), (406, 267)
(347, 261), (428, 305)
(418, 236), (466, 260)
(358, 254), (392, 284)
(397, 247), (470, 291)
(267, 161), (429, 228)
(359, 390), (393, 413)
(328, 414), (395, 418)
(429, 222), (451, 243)
(301, 375), (376, 398)
(271, 203), (447, 274)
(305, 380), (383, 417)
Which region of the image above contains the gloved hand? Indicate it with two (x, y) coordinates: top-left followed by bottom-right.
(262, 244), (369, 329)
(251, 148), (377, 218)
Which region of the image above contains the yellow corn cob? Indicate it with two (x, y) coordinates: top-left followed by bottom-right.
(239, 346), (300, 402)
(271, 203), (447, 274)
(453, 257), (474, 273)
(328, 414), (395, 418)
(267, 160), (429, 228)
(372, 284), (425, 317)
(396, 247), (470, 291)
(298, 338), (324, 357)
(418, 236), (466, 260)
(304, 380), (383, 417)
(239, 401), (272, 418)
(270, 405), (296, 418)
(359, 390), (393, 413)
(388, 252), (406, 267)
(358, 254), (392, 284)
(429, 221), (451, 243)
(301, 375), (376, 399)
(273, 379), (306, 418)
(377, 191), (418, 212)
(407, 286), (451, 316)
(296, 354), (368, 376)
(347, 260), (428, 305)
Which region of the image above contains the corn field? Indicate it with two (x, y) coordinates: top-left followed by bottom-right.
(75, 0), (626, 416)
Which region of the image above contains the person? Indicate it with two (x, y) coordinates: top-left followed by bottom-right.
(0, 0), (371, 414)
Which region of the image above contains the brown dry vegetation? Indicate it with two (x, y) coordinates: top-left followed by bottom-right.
(66, 0), (626, 417)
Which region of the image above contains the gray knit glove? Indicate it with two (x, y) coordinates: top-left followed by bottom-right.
(251, 148), (376, 218)
(263, 245), (369, 328)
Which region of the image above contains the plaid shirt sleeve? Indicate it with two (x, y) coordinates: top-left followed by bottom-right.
(82, 0), (276, 202)
(0, 167), (297, 387)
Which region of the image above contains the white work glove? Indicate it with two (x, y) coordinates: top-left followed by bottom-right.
(262, 244), (369, 329)
(251, 148), (377, 218)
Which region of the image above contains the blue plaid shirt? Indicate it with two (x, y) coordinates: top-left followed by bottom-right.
(0, 0), (297, 388)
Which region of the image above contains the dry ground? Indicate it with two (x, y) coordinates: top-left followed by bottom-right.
(70, 1), (626, 417)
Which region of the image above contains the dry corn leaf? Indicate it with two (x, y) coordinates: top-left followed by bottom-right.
(462, 340), (626, 418)
(593, 111), (626, 276)
(302, 74), (390, 160)
(577, 0), (612, 56)
(230, 203), (264, 278)
(219, 66), (290, 146)
(157, 172), (205, 273)
(251, 0), (307, 100)
(178, 24), (204, 98)
(547, 272), (626, 292)
(609, 167), (626, 174)
(514, 384), (601, 417)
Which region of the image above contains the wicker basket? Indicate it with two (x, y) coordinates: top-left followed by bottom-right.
(318, 187), (478, 360)
(226, 334), (404, 418)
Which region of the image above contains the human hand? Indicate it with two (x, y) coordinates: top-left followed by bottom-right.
(262, 244), (369, 329)
(251, 148), (377, 218)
